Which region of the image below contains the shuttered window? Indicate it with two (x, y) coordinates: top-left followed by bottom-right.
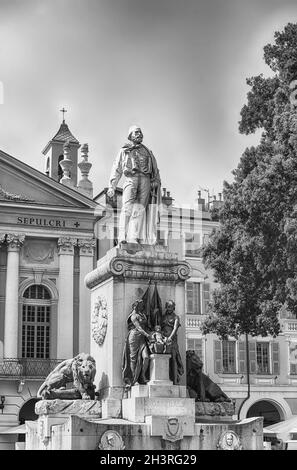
(249, 341), (257, 374)
(290, 343), (297, 375)
(239, 340), (280, 376)
(186, 282), (201, 315)
(222, 340), (236, 373)
(238, 341), (246, 374)
(202, 283), (210, 314)
(272, 342), (280, 375)
(187, 338), (203, 362)
(214, 340), (223, 373)
(185, 232), (201, 257)
(256, 342), (270, 374)
(214, 340), (236, 374)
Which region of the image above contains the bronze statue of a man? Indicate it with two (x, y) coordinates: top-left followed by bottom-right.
(107, 126), (161, 245)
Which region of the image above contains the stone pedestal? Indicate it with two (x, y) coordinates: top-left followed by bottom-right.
(148, 354), (172, 385)
(26, 409), (264, 450)
(85, 244), (191, 405)
(26, 400), (102, 450)
(25, 242), (264, 450)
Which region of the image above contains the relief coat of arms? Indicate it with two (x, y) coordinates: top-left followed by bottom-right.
(91, 296), (108, 346)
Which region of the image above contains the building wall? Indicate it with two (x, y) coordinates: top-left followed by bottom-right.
(0, 203), (96, 448)
(95, 193), (297, 424)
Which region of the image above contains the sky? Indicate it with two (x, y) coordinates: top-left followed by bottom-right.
(1, 0), (297, 206)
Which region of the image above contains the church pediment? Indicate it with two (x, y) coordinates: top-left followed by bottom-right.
(0, 149), (98, 209)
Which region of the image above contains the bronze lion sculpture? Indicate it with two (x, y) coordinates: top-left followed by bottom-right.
(37, 353), (96, 400)
(186, 350), (231, 402)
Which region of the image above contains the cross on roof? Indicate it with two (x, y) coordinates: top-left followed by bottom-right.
(60, 107), (67, 123)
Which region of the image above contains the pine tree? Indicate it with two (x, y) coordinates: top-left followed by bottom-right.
(202, 23), (297, 339)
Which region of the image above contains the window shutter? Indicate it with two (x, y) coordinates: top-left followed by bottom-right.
(238, 340), (246, 374)
(186, 282), (194, 313)
(272, 342), (280, 375)
(194, 338), (203, 361)
(194, 283), (201, 314)
(249, 341), (257, 374)
(214, 340), (222, 373)
(202, 283), (210, 314)
(187, 338), (194, 350)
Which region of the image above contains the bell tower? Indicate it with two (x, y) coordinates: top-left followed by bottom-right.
(42, 108), (80, 186)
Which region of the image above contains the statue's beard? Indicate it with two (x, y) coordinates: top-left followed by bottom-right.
(131, 136), (143, 144)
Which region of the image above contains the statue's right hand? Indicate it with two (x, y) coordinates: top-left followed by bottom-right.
(107, 188), (115, 198)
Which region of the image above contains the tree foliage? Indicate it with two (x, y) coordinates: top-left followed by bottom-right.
(202, 23), (297, 339)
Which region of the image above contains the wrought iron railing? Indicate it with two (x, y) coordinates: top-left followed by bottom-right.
(0, 358), (64, 378)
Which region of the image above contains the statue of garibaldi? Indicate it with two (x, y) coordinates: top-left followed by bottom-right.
(107, 126), (162, 245)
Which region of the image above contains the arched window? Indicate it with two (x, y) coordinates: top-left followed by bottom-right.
(22, 285), (51, 359)
(247, 400), (282, 427)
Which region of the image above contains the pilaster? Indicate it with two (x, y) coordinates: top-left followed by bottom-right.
(77, 238), (95, 352)
(4, 233), (25, 358)
(57, 237), (77, 358)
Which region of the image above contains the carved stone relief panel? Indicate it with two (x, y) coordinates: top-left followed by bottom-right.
(22, 239), (56, 265)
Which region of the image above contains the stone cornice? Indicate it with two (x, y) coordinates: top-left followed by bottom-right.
(85, 244), (191, 289)
(0, 148), (99, 209)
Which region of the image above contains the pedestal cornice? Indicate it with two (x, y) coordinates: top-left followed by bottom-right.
(85, 244), (191, 289)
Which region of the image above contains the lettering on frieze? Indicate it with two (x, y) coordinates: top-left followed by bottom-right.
(17, 217), (66, 228)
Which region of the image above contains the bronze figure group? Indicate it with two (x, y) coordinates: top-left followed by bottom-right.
(122, 297), (184, 387)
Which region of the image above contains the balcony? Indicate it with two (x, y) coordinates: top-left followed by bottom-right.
(0, 358), (63, 379)
(186, 314), (208, 329)
(280, 319), (297, 333)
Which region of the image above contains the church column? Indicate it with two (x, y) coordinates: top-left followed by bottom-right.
(4, 233), (25, 358)
(57, 237), (77, 359)
(77, 238), (96, 352)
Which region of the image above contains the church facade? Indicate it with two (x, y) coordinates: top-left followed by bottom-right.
(0, 121), (100, 449)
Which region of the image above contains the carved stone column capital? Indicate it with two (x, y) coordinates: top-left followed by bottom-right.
(6, 233), (25, 251)
(57, 237), (77, 255)
(77, 238), (96, 256)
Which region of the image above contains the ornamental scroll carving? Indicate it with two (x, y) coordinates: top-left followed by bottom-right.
(6, 233), (25, 249)
(86, 258), (191, 289)
(23, 240), (55, 264)
(57, 237), (77, 253)
(78, 238), (96, 255)
(91, 296), (108, 346)
(0, 185), (34, 202)
(84, 247), (192, 289)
